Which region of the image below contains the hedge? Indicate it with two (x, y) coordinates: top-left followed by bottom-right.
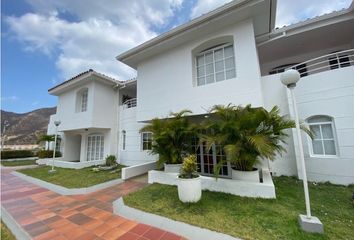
(1, 150), (35, 159)
(37, 150), (62, 159)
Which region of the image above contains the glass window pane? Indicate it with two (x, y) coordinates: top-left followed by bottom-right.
(310, 125), (321, 140)
(216, 72), (225, 82)
(205, 63), (214, 75)
(205, 52), (213, 63)
(215, 60), (224, 72)
(324, 140), (336, 155)
(308, 116), (331, 123)
(225, 57), (235, 69)
(196, 55), (204, 66)
(312, 140), (323, 155)
(321, 124), (334, 139)
(206, 75), (214, 84)
(225, 69), (236, 79)
(224, 45), (234, 58)
(214, 49), (223, 61)
(197, 77), (205, 86)
(197, 66), (205, 77)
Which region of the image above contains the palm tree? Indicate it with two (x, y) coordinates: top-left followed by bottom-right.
(200, 104), (310, 172)
(140, 110), (196, 167)
(37, 134), (58, 150)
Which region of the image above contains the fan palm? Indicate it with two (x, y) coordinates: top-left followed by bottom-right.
(140, 110), (196, 167)
(200, 104), (310, 171)
(37, 134), (60, 150)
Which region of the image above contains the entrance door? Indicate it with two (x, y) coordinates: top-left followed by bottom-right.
(87, 134), (104, 161)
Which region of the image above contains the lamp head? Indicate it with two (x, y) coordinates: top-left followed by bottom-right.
(280, 69), (300, 88)
(54, 120), (61, 127)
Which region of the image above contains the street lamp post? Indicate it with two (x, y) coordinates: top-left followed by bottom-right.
(280, 69), (323, 234)
(49, 120), (61, 174)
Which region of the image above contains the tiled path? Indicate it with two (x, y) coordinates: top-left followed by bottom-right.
(1, 168), (185, 240)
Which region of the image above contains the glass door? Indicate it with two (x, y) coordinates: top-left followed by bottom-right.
(87, 134), (104, 161)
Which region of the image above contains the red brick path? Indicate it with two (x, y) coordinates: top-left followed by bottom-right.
(1, 168), (185, 240)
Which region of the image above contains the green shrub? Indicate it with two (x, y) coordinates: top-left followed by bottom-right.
(1, 150), (34, 159)
(37, 150), (62, 159)
(179, 155), (199, 179)
(105, 155), (117, 166)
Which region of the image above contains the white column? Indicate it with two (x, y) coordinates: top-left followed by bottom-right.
(80, 133), (88, 162)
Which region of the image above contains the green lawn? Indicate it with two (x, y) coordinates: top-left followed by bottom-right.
(18, 165), (124, 188)
(124, 176), (354, 240)
(1, 221), (15, 240)
(1, 160), (37, 167)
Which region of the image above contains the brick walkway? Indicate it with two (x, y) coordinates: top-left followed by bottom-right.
(1, 168), (185, 240)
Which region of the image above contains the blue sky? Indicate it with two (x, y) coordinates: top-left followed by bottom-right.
(1, 0), (352, 113)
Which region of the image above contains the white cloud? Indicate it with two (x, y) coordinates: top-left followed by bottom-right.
(191, 0), (232, 19)
(1, 96), (19, 102)
(5, 0), (184, 81)
(276, 0), (352, 27)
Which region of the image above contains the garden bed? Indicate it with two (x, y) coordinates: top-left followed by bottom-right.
(18, 165), (124, 188)
(124, 176), (354, 240)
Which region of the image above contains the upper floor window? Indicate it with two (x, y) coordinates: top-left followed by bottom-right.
(329, 54), (350, 70)
(196, 44), (236, 86)
(76, 88), (88, 112)
(307, 116), (337, 157)
(122, 130), (126, 150)
(141, 132), (152, 151)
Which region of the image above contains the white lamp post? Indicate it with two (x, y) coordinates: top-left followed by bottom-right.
(49, 120), (61, 174)
(280, 69), (323, 233)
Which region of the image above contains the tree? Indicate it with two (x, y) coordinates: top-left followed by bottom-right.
(37, 134), (59, 151)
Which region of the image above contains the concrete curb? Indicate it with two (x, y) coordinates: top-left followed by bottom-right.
(12, 171), (124, 195)
(113, 198), (241, 240)
(1, 206), (31, 240)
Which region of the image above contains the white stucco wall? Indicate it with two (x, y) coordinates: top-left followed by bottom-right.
(118, 106), (158, 166)
(136, 19), (263, 121)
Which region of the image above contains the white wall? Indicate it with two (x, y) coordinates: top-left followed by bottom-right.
(136, 19), (263, 121)
(118, 106), (158, 166)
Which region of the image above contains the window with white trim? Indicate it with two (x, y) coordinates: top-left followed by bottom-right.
(122, 130), (126, 150)
(81, 89), (88, 112)
(307, 116), (337, 156)
(141, 132), (152, 151)
(87, 134), (104, 161)
(196, 44), (236, 86)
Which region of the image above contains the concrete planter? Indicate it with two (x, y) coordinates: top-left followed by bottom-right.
(232, 168), (260, 182)
(177, 176), (201, 203)
(164, 163), (182, 173)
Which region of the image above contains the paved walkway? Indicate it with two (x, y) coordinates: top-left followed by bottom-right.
(1, 168), (185, 240)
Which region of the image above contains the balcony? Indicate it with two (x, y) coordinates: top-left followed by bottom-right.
(288, 49), (354, 77)
(123, 98), (137, 109)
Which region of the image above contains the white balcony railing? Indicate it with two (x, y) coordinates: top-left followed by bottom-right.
(287, 49), (354, 77)
(123, 98), (137, 109)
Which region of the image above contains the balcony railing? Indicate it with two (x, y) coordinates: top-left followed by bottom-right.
(123, 98), (137, 109)
(287, 49), (354, 77)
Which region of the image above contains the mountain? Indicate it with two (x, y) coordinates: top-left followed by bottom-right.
(1, 107), (56, 145)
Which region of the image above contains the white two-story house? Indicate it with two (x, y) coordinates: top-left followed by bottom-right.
(47, 0), (354, 185)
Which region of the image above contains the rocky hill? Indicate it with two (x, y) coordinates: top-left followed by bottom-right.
(1, 107), (56, 145)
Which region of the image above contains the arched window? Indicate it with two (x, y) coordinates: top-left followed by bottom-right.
(76, 88), (88, 112)
(122, 130), (126, 150)
(193, 36), (236, 86)
(87, 134), (104, 161)
(307, 116), (337, 156)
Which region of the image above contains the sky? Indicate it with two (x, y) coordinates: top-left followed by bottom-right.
(1, 0), (352, 113)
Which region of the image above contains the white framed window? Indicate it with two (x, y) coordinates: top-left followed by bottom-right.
(55, 137), (61, 152)
(122, 130), (126, 150)
(196, 44), (236, 86)
(307, 116), (337, 157)
(81, 89), (88, 112)
(87, 134), (104, 161)
(141, 132), (152, 151)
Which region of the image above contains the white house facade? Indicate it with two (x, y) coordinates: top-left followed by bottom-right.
(47, 0), (354, 185)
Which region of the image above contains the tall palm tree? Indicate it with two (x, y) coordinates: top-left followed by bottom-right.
(140, 110), (196, 167)
(201, 104), (310, 171)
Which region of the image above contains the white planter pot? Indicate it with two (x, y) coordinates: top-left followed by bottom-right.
(177, 176), (202, 203)
(164, 163), (182, 173)
(232, 168), (260, 182)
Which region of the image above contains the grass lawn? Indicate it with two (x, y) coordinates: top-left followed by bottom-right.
(18, 165), (124, 188)
(124, 176), (354, 240)
(1, 221), (15, 240)
(1, 160), (37, 167)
